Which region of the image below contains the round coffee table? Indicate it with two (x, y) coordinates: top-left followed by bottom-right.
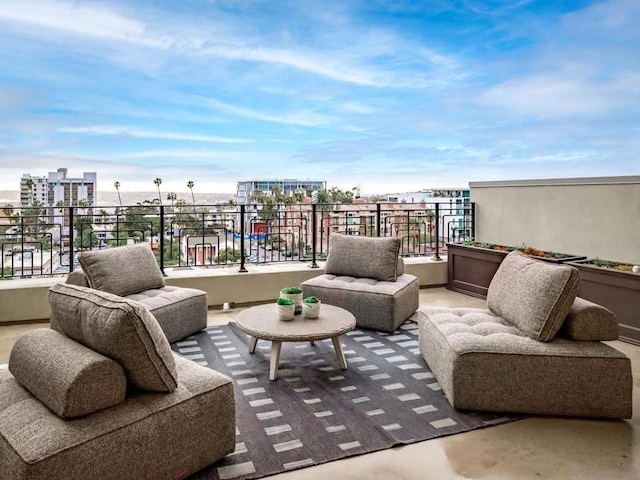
(235, 303), (356, 380)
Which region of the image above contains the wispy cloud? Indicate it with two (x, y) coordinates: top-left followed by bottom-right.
(58, 126), (252, 144)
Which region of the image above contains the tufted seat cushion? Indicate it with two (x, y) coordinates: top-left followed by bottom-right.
(302, 272), (419, 332)
(418, 307), (633, 418)
(125, 286), (208, 344)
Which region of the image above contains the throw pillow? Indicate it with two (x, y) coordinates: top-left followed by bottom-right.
(49, 283), (178, 392)
(9, 329), (127, 418)
(558, 297), (619, 341)
(325, 233), (400, 282)
(78, 243), (165, 297)
(487, 251), (580, 342)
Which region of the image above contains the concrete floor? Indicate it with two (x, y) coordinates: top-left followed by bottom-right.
(1, 288), (638, 479)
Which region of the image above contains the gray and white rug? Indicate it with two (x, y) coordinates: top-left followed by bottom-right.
(173, 321), (521, 480)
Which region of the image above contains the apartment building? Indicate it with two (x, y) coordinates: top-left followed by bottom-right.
(236, 179), (326, 205)
(20, 168), (97, 208)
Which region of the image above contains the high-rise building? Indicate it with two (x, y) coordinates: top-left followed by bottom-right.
(46, 168), (97, 207)
(20, 168), (97, 208)
(20, 174), (48, 206)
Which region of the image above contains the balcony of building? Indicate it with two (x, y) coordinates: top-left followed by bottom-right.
(1, 175), (639, 479)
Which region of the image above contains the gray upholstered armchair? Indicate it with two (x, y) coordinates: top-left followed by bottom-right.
(301, 233), (419, 332)
(66, 243), (207, 343)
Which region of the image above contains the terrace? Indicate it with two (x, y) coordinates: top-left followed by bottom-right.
(1, 175), (639, 479)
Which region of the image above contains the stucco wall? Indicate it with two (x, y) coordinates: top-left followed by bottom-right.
(0, 258), (447, 324)
(470, 176), (640, 265)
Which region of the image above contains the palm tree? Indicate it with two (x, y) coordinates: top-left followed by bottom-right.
(166, 192), (177, 209)
(153, 178), (163, 205)
(25, 178), (35, 205)
(313, 190), (333, 246)
(114, 181), (123, 209)
(187, 181), (196, 213)
(2, 204), (14, 223)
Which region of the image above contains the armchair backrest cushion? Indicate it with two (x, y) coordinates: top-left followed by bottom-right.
(487, 250), (580, 342)
(9, 328), (127, 418)
(49, 283), (178, 392)
(78, 243), (165, 297)
(325, 233), (401, 282)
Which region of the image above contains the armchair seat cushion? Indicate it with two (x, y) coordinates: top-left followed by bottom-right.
(418, 307), (633, 418)
(126, 287), (208, 344)
(302, 272), (419, 332)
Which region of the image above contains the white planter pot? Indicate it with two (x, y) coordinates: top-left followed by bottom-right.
(280, 290), (303, 314)
(276, 304), (295, 321)
(302, 301), (321, 319)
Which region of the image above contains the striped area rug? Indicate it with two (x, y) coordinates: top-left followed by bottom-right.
(173, 321), (520, 480)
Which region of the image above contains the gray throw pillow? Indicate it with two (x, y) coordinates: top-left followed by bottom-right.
(487, 251), (580, 342)
(9, 329), (126, 418)
(325, 233), (400, 282)
(558, 297), (619, 341)
(49, 283), (178, 392)
(78, 243), (165, 297)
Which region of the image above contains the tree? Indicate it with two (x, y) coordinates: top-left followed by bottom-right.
(153, 178), (163, 205)
(187, 181), (196, 213)
(2, 204), (14, 224)
(25, 178), (35, 204)
(213, 248), (240, 264)
(313, 190), (333, 244)
(166, 192), (177, 209)
(313, 190), (332, 212)
(114, 181), (123, 209)
(22, 199), (45, 238)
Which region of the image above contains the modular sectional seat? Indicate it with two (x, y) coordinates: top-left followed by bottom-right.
(418, 250), (633, 418)
(301, 233), (419, 332)
(0, 283), (236, 480)
(66, 242), (207, 343)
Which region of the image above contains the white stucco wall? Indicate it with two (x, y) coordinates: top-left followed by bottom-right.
(470, 176), (640, 265)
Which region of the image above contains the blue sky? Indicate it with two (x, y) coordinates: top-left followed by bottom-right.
(0, 0), (638, 195)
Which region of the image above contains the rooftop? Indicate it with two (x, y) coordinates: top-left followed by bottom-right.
(1, 287), (638, 479)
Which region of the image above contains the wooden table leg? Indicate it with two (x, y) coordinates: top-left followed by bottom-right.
(332, 336), (347, 370)
(249, 336), (258, 354)
(269, 341), (282, 381)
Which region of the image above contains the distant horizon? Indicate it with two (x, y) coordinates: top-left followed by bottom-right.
(1, 1), (638, 192)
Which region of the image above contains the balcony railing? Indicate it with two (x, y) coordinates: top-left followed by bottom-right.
(0, 201), (475, 279)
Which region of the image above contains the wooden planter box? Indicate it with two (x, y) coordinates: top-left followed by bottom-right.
(567, 260), (640, 346)
(446, 243), (586, 299)
(446, 243), (506, 299)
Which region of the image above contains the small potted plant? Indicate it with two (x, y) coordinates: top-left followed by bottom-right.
(275, 297), (295, 321)
(280, 286), (303, 314)
(302, 296), (321, 319)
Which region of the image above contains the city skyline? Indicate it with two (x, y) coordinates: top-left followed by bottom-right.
(0, 0), (638, 194)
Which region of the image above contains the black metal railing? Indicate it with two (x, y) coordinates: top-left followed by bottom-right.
(0, 201), (475, 279)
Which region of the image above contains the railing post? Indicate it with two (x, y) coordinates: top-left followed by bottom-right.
(376, 203), (381, 237)
(432, 203), (442, 261)
(20, 215), (25, 275)
(239, 204), (248, 272)
(69, 207), (75, 272)
(470, 202), (476, 240)
(310, 204), (319, 268)
(159, 205), (165, 275)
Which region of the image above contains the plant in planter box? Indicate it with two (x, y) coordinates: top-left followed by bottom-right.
(275, 297), (295, 321)
(302, 296), (321, 319)
(280, 286), (303, 314)
(567, 257), (640, 345)
(447, 241), (586, 299)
